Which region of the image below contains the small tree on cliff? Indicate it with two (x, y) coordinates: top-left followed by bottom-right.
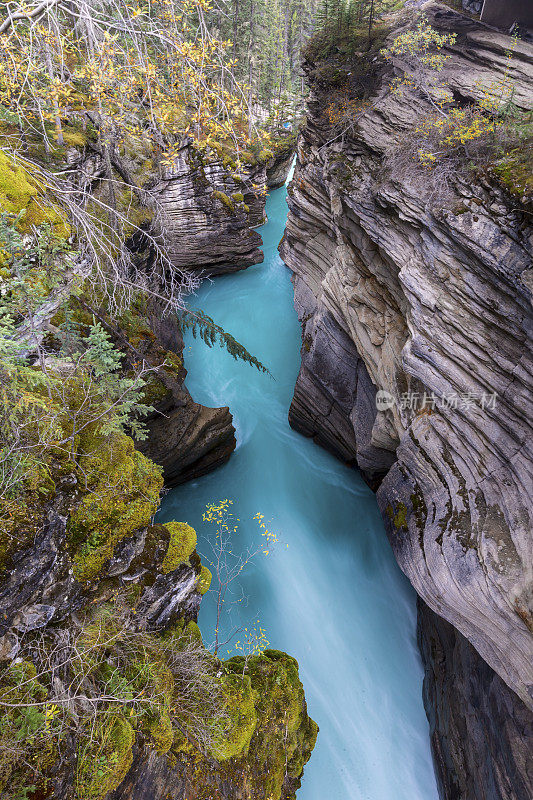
(201, 500), (279, 656)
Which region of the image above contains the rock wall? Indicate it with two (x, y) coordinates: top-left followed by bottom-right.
(279, 2), (533, 795)
(141, 135), (296, 481)
(137, 308), (236, 485)
(418, 598), (533, 800)
(266, 134), (297, 188)
(156, 141), (267, 277)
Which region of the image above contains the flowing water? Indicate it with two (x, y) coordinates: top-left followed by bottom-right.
(158, 179), (439, 800)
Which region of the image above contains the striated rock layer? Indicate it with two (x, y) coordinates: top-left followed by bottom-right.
(155, 141), (267, 277)
(279, 2), (533, 795)
(266, 134), (297, 188)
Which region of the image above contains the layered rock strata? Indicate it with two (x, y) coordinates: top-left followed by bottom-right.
(266, 134), (296, 188)
(156, 141), (267, 277)
(280, 2), (533, 795)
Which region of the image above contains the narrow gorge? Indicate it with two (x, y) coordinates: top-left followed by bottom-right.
(0, 0), (531, 799)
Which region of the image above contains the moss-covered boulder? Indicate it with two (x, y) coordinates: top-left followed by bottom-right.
(167, 649), (318, 800)
(227, 650), (318, 798)
(210, 672), (258, 761)
(197, 564), (212, 595)
(160, 521), (197, 573)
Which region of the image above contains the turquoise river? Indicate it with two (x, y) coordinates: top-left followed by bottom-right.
(158, 177), (439, 800)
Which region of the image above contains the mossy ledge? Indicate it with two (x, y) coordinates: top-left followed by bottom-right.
(167, 649), (319, 800)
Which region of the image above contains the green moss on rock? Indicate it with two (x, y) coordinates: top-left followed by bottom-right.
(69, 430), (163, 581)
(197, 564), (212, 595)
(212, 190), (235, 214)
(229, 650), (318, 797)
(160, 521), (197, 573)
(0, 150), (69, 237)
(76, 714), (134, 800)
(148, 710), (174, 754)
(492, 146), (533, 202)
(210, 673), (257, 761)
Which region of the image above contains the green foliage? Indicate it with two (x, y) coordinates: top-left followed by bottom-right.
(0, 213), (166, 569)
(215, 0), (318, 115)
(64, 321), (156, 441)
(380, 16), (456, 73)
(304, 0), (396, 63)
(179, 308), (271, 375)
(383, 18), (533, 200)
(0, 661), (55, 798)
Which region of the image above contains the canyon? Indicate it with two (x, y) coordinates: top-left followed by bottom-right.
(1, 1), (532, 796)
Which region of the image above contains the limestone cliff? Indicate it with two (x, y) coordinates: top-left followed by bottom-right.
(156, 141), (267, 277)
(279, 2), (533, 796)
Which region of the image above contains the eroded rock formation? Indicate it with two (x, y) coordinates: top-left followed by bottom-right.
(156, 141), (267, 277)
(266, 134), (296, 188)
(136, 308), (237, 485)
(418, 598), (533, 800)
(280, 2), (533, 795)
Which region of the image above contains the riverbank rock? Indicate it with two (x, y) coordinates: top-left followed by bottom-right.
(155, 140), (266, 277)
(279, 2), (533, 796)
(0, 449), (316, 799)
(266, 133), (296, 188)
(136, 308), (236, 485)
(418, 598), (533, 800)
